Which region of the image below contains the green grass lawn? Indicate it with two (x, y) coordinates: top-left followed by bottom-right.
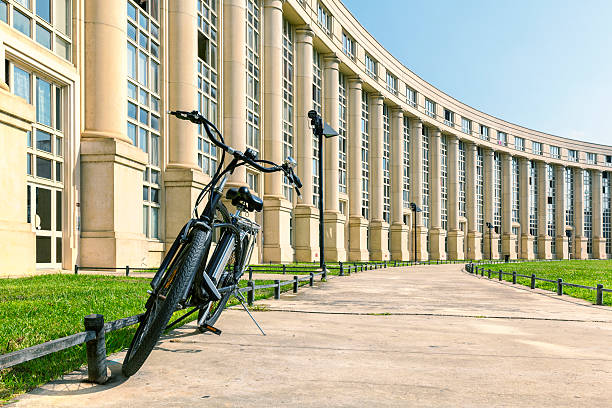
(0, 274), (307, 402)
(476, 260), (612, 305)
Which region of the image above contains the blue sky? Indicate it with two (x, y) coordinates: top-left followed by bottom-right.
(341, 0), (611, 146)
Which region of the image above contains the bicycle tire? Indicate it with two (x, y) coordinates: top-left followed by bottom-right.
(122, 228), (210, 377)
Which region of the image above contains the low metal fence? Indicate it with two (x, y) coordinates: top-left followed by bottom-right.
(466, 263), (611, 306)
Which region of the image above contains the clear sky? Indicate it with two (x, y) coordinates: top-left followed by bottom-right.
(341, 0), (612, 146)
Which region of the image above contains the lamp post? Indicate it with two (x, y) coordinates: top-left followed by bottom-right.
(308, 110), (339, 270)
(565, 229), (572, 260)
(486, 222), (494, 261)
(409, 202), (422, 262)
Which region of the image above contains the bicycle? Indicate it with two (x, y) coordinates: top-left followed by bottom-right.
(121, 110), (302, 377)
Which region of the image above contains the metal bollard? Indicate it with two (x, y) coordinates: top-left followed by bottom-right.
(339, 262), (344, 276)
(75, 264), (79, 275)
(530, 274), (536, 289)
(309, 272), (314, 286)
(512, 271), (517, 284)
(487, 269), (491, 279)
(293, 276), (298, 293)
(247, 280), (255, 305)
(481, 267), (484, 277)
(126, 265), (130, 277)
(597, 284), (604, 305)
(274, 280), (280, 299)
(557, 278), (563, 296)
(499, 270), (502, 281)
(84, 314), (108, 384)
(282, 264), (286, 274)
(248, 266), (253, 281)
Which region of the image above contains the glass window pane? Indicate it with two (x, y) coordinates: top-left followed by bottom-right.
(151, 188), (159, 203)
(54, 0), (70, 36)
(127, 81), (137, 99)
(27, 153), (32, 175)
(36, 78), (52, 126)
(151, 114), (159, 131)
(127, 22), (137, 41)
(127, 43), (136, 79)
(151, 207), (159, 238)
(151, 96), (159, 112)
(36, 129), (52, 152)
(142, 186), (148, 201)
(139, 88), (148, 104)
(151, 61), (159, 93)
(127, 122), (137, 144)
(128, 101), (137, 119)
(151, 41), (159, 59)
(139, 128), (148, 152)
(55, 161), (62, 181)
(36, 187), (51, 230)
(127, 2), (136, 20)
(36, 0), (50, 22)
(27, 185), (31, 223)
(36, 23), (52, 48)
(15, 0), (30, 8)
(138, 51), (147, 86)
(55, 88), (62, 130)
(150, 169), (160, 184)
(0, 1), (7, 23)
(55, 36), (71, 61)
(36, 156), (52, 179)
(56, 136), (62, 156)
(13, 66), (31, 103)
(26, 130), (32, 147)
(56, 190), (62, 231)
(56, 237), (62, 263)
(13, 9), (31, 36)
(151, 23), (159, 39)
(150, 134), (159, 166)
(139, 31), (148, 49)
(139, 12), (147, 30)
(143, 205), (149, 236)
(139, 107), (148, 124)
(36, 236), (51, 263)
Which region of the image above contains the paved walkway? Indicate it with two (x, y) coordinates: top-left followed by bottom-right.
(11, 264), (612, 407)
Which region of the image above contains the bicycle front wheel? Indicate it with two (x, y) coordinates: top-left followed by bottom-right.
(122, 228), (211, 377)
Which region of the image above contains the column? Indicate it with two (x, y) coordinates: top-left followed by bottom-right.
(262, 0), (293, 262)
(593, 170), (606, 259)
(501, 153), (516, 259)
(294, 26), (319, 262)
(369, 94), (390, 260)
(321, 55), (346, 261)
(465, 142), (481, 259)
(347, 78), (369, 261)
(555, 164), (568, 259)
(164, 0), (210, 246)
(519, 157), (534, 259)
(390, 108), (409, 260)
(447, 136), (464, 260)
(573, 167), (587, 259)
(537, 161), (552, 259)
(483, 148), (498, 260)
(81, 0), (148, 267)
(428, 128), (445, 259)
(410, 119), (427, 260)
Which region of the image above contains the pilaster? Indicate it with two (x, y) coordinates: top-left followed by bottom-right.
(573, 167), (587, 259)
(519, 158), (534, 259)
(483, 148), (499, 260)
(428, 129), (445, 260)
(447, 136), (463, 260)
(369, 94), (389, 260)
(555, 164), (569, 259)
(501, 153), (517, 259)
(465, 142), (481, 260)
(410, 119), (427, 260)
(390, 108), (409, 260)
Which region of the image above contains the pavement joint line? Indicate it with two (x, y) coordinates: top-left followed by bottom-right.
(249, 308), (612, 323)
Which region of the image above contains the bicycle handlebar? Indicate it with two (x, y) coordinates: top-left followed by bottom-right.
(169, 110), (302, 195)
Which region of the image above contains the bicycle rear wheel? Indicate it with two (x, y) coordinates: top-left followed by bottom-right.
(122, 228), (210, 377)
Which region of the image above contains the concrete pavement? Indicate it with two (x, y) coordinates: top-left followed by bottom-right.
(10, 264), (612, 407)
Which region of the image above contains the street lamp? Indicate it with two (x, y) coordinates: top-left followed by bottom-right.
(409, 202), (422, 262)
(485, 222), (494, 261)
(308, 110), (339, 270)
(565, 229), (572, 260)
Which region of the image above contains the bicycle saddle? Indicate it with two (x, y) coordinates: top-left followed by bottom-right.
(225, 186), (263, 212)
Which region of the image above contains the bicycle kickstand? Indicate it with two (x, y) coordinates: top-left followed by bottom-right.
(234, 290), (266, 336)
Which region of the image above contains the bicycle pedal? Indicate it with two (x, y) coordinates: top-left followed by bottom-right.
(200, 324), (222, 336)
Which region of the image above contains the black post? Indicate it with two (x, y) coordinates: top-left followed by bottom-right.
(125, 265), (130, 277)
(318, 120), (325, 271)
(309, 272), (314, 286)
(413, 209), (417, 262)
(499, 269), (502, 281)
(274, 280), (280, 299)
(339, 262), (344, 276)
(84, 314), (108, 384)
(74, 264), (79, 275)
(530, 274), (536, 289)
(247, 280), (254, 306)
(293, 276), (298, 293)
(249, 266), (253, 281)
(512, 271), (517, 284)
(487, 269), (491, 279)
(557, 278), (563, 295)
(282, 264), (286, 274)
(597, 284), (604, 305)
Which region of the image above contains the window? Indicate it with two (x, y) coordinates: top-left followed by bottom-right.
(461, 117), (471, 134)
(603, 172), (611, 256)
(342, 31), (355, 60)
(385, 71), (397, 95)
(512, 158), (519, 223)
(476, 148), (484, 238)
(458, 141), (466, 218)
(441, 135), (448, 231)
(550, 145), (560, 159)
(197, 0), (218, 177)
(128, 1), (162, 239)
(568, 149), (578, 162)
(514, 136), (525, 151)
(425, 98), (435, 118)
(547, 164), (556, 255)
(403, 116), (410, 208)
(565, 168), (574, 226)
(365, 53), (377, 78)
(8, 0), (72, 60)
(246, 0), (261, 156)
(532, 141), (542, 155)
(586, 152), (596, 164)
(584, 170), (592, 255)
(405, 86), (416, 107)
(312, 48), (323, 207)
(479, 125), (489, 141)
(494, 153), (502, 256)
(317, 2), (331, 36)
(338, 73), (347, 194)
(361, 91), (369, 219)
(497, 131), (507, 146)
(606, 155), (612, 167)
(383, 105), (391, 223)
(444, 109), (454, 126)
(281, 18), (295, 201)
(13, 65), (31, 103)
(422, 126), (429, 228)
(529, 161), (538, 255)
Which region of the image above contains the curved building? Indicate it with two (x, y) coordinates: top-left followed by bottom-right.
(0, 0), (611, 275)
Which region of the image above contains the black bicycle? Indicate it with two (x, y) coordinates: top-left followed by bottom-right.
(121, 110), (302, 377)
